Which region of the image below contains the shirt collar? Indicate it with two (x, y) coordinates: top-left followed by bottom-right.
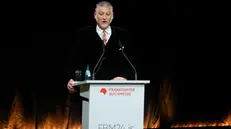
(96, 25), (111, 35)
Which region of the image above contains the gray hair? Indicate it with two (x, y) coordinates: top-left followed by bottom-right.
(95, 1), (113, 12)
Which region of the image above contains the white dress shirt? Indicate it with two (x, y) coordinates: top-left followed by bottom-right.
(96, 25), (112, 42)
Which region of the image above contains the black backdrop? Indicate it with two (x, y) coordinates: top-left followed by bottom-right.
(1, 0), (230, 124)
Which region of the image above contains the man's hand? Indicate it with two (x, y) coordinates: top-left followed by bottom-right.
(112, 77), (127, 80)
(67, 79), (77, 93)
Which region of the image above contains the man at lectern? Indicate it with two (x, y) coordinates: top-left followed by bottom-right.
(66, 1), (137, 93)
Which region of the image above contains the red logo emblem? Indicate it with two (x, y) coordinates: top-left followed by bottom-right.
(100, 88), (107, 95)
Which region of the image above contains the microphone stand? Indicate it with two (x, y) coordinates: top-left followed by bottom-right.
(92, 41), (105, 80)
(119, 40), (137, 80)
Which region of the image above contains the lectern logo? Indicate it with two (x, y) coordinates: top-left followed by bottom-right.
(100, 88), (107, 95)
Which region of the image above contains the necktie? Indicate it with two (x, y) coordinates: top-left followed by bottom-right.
(103, 30), (107, 45)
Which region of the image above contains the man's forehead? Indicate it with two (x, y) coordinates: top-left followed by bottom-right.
(97, 6), (112, 12)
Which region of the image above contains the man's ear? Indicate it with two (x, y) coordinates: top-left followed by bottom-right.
(112, 12), (114, 20)
(110, 12), (114, 22)
(94, 12), (97, 20)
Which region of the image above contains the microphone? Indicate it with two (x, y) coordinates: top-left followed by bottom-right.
(92, 41), (106, 80)
(118, 40), (137, 80)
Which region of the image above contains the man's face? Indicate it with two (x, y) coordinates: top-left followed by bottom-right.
(94, 6), (113, 30)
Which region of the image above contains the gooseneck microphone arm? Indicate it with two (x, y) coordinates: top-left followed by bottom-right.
(118, 40), (137, 80)
(92, 41), (105, 80)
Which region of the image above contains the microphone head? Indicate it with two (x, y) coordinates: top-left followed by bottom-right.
(119, 46), (124, 51)
(118, 40), (125, 50)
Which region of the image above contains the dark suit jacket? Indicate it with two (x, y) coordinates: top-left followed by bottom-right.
(65, 25), (136, 81)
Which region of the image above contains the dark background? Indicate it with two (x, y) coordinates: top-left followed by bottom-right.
(1, 0), (230, 124)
